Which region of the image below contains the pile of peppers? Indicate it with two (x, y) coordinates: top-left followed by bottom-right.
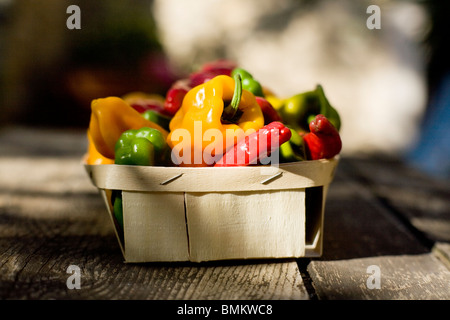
(85, 60), (343, 229)
(86, 60), (342, 168)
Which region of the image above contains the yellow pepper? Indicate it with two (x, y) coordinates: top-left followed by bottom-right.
(167, 75), (264, 166)
(265, 94), (284, 111)
(88, 96), (169, 159)
(84, 130), (115, 165)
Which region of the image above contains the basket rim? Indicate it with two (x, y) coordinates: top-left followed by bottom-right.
(84, 156), (339, 192)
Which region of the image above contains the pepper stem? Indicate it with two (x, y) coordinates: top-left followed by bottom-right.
(230, 73), (242, 113)
(222, 73), (243, 123)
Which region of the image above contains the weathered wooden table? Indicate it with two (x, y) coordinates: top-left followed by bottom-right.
(0, 126), (449, 305)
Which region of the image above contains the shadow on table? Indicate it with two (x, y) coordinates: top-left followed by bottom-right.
(317, 157), (443, 261)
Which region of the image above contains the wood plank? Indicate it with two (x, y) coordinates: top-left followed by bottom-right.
(0, 231), (308, 299)
(344, 156), (450, 244)
(0, 127), (309, 300)
(306, 157), (450, 299)
(433, 242), (450, 270)
(308, 254), (450, 300)
(0, 126), (88, 158)
(1, 127), (446, 300)
(318, 159), (430, 261)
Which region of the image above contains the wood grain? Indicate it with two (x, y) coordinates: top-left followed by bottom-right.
(308, 254), (450, 300)
(344, 156), (450, 243)
(307, 156), (450, 300)
(1, 127), (448, 300)
(319, 163), (430, 261)
(0, 127), (309, 299)
(123, 191), (189, 262)
(186, 190), (305, 262)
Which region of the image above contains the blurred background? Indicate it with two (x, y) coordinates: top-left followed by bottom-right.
(0, 0), (448, 179)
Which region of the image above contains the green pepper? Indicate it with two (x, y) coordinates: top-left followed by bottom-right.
(141, 110), (171, 132)
(279, 92), (315, 133)
(112, 190), (123, 229)
(309, 85), (341, 131)
(279, 85), (341, 133)
(231, 67), (264, 97)
(114, 127), (167, 166)
(279, 128), (306, 163)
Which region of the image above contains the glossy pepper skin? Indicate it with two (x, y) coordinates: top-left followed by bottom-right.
(123, 91), (173, 131)
(280, 85), (341, 133)
(231, 68), (264, 97)
(279, 128), (306, 163)
(255, 96), (282, 125)
(310, 85), (341, 131)
(122, 92), (167, 114)
(88, 97), (169, 159)
(303, 114), (342, 160)
(280, 92), (313, 133)
(141, 110), (171, 132)
(214, 121), (292, 167)
(163, 80), (190, 117)
(167, 75), (264, 166)
(85, 130), (115, 165)
(115, 127), (167, 166)
(164, 60), (237, 116)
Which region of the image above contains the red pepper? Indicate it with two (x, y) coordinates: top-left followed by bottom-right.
(125, 96), (172, 117)
(189, 60), (237, 87)
(214, 121), (292, 167)
(163, 60), (237, 116)
(255, 96), (282, 125)
(303, 114), (342, 160)
(163, 80), (190, 116)
(122, 93), (168, 115)
(200, 59), (237, 74)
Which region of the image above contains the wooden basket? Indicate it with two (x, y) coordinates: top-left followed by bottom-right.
(85, 157), (339, 263)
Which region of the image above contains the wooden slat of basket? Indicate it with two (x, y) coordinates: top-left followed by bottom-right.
(84, 157), (338, 193)
(123, 191), (190, 262)
(186, 189), (306, 262)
